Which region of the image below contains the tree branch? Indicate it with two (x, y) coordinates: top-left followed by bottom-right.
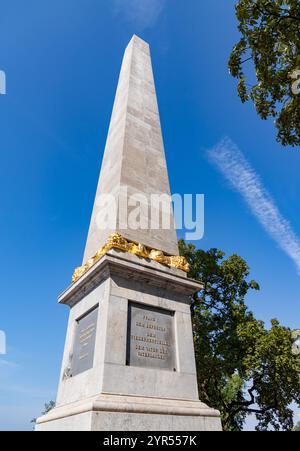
(241, 56), (253, 64)
(256, 2), (300, 23)
(224, 375), (279, 428)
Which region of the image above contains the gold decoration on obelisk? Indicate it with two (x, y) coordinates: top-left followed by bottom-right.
(72, 233), (189, 283)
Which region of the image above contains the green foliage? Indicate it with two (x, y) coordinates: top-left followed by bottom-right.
(179, 239), (300, 431)
(294, 420), (300, 430)
(31, 400), (55, 428)
(41, 400), (55, 415)
(229, 0), (300, 146)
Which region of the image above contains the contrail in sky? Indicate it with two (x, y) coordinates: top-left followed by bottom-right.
(208, 137), (300, 274)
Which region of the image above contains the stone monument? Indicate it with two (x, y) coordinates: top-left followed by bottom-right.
(36, 35), (222, 431)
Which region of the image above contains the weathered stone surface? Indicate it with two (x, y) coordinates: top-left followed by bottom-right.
(35, 393), (222, 431)
(83, 35), (178, 262)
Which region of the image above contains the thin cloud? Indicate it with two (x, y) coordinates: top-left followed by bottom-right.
(0, 359), (18, 368)
(0, 383), (55, 399)
(208, 137), (300, 274)
(112, 0), (165, 30)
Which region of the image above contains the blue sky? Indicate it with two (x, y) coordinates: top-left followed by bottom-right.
(0, 0), (299, 430)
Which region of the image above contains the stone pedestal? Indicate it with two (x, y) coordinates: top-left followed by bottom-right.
(36, 250), (221, 431)
(36, 394), (221, 431)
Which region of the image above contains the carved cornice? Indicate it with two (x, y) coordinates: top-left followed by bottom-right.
(72, 233), (189, 283)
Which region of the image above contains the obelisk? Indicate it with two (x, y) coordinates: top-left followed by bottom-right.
(83, 34), (178, 263)
(36, 36), (221, 431)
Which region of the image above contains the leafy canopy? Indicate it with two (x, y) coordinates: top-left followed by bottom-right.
(229, 0), (300, 146)
(179, 239), (300, 431)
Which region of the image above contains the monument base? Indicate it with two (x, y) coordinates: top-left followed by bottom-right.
(35, 394), (222, 431)
(36, 251), (222, 432)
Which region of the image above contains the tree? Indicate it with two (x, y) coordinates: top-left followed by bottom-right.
(229, 0), (300, 146)
(294, 420), (300, 430)
(31, 401), (55, 428)
(179, 239), (300, 431)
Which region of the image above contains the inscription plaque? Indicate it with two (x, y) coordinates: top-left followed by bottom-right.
(71, 306), (98, 376)
(127, 302), (176, 371)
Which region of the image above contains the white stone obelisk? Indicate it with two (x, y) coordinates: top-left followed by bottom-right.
(36, 36), (222, 431)
(83, 35), (178, 262)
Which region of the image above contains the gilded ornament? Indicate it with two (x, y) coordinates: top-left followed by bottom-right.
(72, 232), (189, 283)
